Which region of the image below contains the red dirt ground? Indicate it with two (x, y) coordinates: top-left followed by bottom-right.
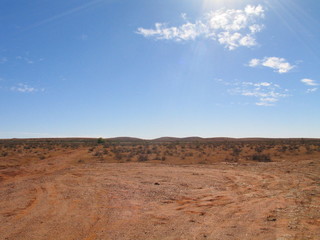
(0, 140), (319, 240)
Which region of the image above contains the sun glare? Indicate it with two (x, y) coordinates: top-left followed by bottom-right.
(202, 0), (237, 9)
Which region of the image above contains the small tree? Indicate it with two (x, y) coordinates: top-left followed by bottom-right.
(97, 137), (105, 144)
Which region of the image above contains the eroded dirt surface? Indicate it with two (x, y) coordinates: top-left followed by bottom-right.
(0, 153), (319, 240)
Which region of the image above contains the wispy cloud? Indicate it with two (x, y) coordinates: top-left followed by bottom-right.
(0, 57), (7, 63)
(301, 78), (319, 93)
(301, 78), (318, 86)
(137, 5), (265, 50)
(306, 87), (318, 93)
(16, 55), (44, 64)
(80, 34), (89, 41)
(228, 81), (289, 106)
(11, 83), (44, 93)
(16, 56), (34, 64)
(248, 57), (295, 73)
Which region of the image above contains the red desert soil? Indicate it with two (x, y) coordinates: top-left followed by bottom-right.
(0, 143), (319, 240)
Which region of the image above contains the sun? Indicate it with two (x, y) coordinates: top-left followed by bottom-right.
(202, 0), (238, 10)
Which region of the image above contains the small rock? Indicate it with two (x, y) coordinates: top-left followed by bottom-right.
(267, 215), (277, 221)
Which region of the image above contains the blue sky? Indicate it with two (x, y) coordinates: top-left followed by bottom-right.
(0, 0), (319, 139)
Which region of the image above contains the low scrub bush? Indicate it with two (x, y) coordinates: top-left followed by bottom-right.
(251, 154), (271, 162)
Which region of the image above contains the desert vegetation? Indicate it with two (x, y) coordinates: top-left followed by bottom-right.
(0, 138), (319, 167)
(0, 137), (319, 239)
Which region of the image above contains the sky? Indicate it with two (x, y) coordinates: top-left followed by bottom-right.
(0, 0), (319, 139)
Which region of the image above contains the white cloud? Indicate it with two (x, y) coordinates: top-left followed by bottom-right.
(306, 88), (318, 93)
(229, 81), (289, 106)
(248, 57), (294, 73)
(248, 58), (260, 67)
(137, 22), (206, 41)
(181, 13), (187, 20)
(240, 82), (272, 87)
(256, 102), (274, 106)
(301, 78), (318, 86)
(11, 83), (43, 93)
(249, 24), (263, 33)
(259, 82), (271, 87)
(245, 4), (264, 15)
(260, 97), (278, 102)
(137, 5), (265, 50)
(263, 57), (294, 73)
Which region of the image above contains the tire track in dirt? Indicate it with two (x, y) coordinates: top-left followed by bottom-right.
(148, 169), (291, 239)
(1, 161), (319, 240)
(2, 187), (39, 218)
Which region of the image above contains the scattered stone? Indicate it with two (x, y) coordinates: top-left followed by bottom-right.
(267, 215), (277, 221)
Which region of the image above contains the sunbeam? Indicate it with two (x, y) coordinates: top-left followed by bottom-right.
(23, 0), (111, 31)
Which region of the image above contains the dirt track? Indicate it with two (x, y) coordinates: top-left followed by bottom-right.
(0, 150), (319, 240)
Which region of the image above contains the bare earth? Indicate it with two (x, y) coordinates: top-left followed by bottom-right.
(0, 143), (319, 240)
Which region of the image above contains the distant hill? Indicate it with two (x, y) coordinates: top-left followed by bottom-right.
(107, 137), (144, 142)
(152, 137), (201, 142)
(0, 137), (318, 144)
(152, 137), (276, 142)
